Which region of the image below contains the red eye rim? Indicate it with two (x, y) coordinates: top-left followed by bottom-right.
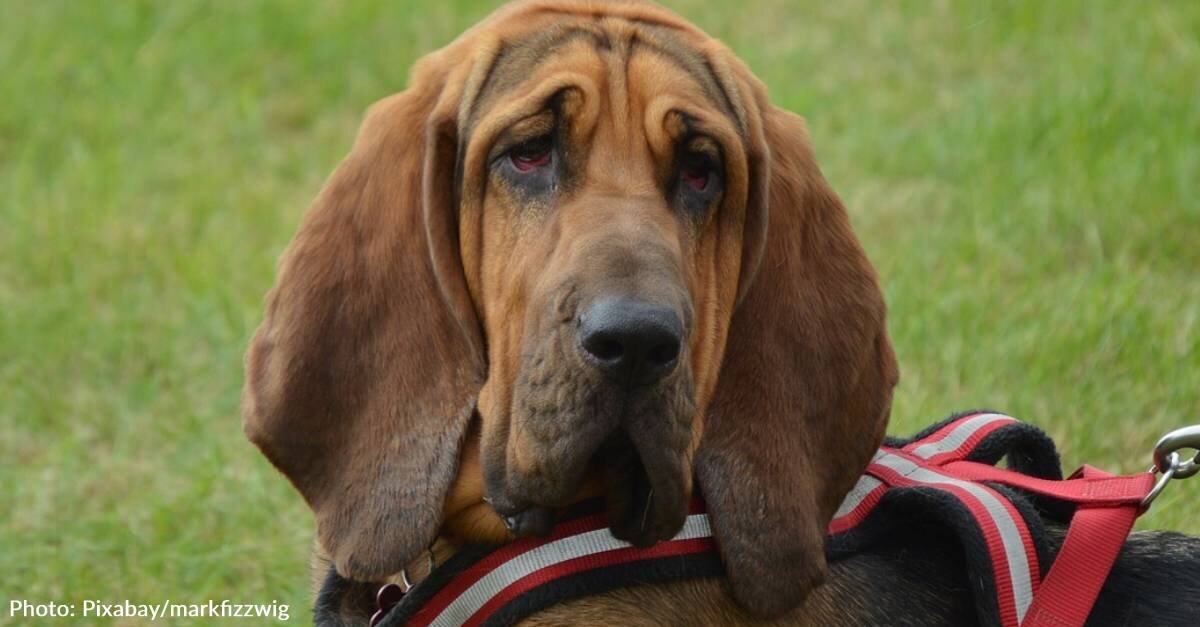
(681, 167), (709, 191)
(510, 149), (551, 172)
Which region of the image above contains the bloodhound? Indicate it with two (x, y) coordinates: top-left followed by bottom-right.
(243, 1), (1200, 625)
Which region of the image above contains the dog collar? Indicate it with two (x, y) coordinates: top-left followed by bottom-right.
(353, 411), (1155, 627)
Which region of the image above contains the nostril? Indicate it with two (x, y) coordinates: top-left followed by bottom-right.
(647, 341), (680, 367)
(585, 336), (625, 362)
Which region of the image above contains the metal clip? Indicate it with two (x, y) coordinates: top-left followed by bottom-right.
(1141, 425), (1200, 508)
(1153, 425), (1200, 479)
(399, 547), (435, 593)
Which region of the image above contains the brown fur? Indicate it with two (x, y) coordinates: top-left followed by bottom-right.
(243, 0), (898, 623)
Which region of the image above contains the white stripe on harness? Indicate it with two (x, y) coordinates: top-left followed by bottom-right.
(909, 413), (1015, 459)
(836, 413), (1013, 519)
(428, 513), (713, 627)
(833, 475), (883, 519)
(873, 451), (1035, 623)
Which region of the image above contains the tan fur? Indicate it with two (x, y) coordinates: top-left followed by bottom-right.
(243, 0), (897, 623)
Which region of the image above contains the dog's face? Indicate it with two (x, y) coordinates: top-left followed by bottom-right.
(243, 0), (897, 618)
(460, 25), (757, 545)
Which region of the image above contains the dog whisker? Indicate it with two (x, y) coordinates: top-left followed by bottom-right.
(639, 488), (654, 533)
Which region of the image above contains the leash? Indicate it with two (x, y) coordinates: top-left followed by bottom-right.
(362, 412), (1198, 627)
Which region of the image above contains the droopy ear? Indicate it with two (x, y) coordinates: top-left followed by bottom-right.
(696, 107), (899, 616)
(242, 65), (485, 581)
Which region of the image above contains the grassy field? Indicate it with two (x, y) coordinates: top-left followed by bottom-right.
(2, 1), (1197, 624)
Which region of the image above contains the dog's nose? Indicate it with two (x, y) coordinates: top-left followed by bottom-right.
(578, 298), (683, 385)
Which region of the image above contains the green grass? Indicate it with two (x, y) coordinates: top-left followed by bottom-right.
(1, 1), (1196, 624)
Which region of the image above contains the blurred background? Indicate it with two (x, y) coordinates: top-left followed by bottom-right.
(2, 1), (1197, 624)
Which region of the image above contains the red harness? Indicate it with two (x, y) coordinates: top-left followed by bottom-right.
(365, 412), (1158, 627)
(833, 412), (1154, 627)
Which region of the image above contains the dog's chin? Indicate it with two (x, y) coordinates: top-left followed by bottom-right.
(484, 374), (697, 547)
(487, 439), (692, 546)
(598, 431), (692, 547)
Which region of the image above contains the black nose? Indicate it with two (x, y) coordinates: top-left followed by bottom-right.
(578, 298), (683, 385)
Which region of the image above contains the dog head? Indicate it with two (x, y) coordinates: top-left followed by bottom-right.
(243, 0), (898, 617)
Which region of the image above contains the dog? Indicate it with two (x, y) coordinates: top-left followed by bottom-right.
(242, 1), (1200, 624)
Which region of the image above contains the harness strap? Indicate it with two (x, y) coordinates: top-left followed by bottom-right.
(359, 411), (1157, 627)
(864, 449), (1042, 626)
(901, 412), (1021, 463)
(835, 411), (1157, 627)
(1021, 466), (1154, 627)
(941, 461), (1151, 505)
(375, 501), (721, 627)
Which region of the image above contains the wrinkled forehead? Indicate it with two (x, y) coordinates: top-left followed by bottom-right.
(457, 12), (748, 145)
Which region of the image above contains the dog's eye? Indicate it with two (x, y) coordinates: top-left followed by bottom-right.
(509, 136), (552, 172)
(681, 165), (709, 191)
(679, 154), (713, 192)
